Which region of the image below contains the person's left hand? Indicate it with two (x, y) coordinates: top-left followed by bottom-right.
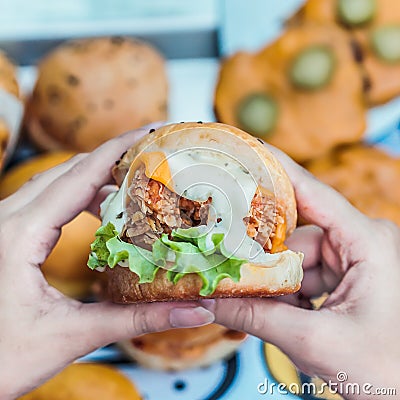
(0, 127), (214, 399)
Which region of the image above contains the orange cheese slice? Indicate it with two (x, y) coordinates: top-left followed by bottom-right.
(136, 151), (174, 191)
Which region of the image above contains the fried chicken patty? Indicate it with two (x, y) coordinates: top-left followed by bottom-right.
(123, 165), (286, 253)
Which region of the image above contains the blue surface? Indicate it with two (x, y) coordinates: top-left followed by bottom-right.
(79, 336), (299, 400)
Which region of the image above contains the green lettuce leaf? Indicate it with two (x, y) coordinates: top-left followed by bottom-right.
(168, 257), (243, 296)
(88, 222), (158, 283)
(106, 237), (159, 283)
(87, 223), (118, 269)
(87, 223), (247, 295)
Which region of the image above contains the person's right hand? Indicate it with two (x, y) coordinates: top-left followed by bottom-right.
(201, 146), (400, 399)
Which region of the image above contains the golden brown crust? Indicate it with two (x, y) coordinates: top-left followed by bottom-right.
(118, 324), (247, 371)
(214, 25), (366, 162)
(25, 37), (168, 151)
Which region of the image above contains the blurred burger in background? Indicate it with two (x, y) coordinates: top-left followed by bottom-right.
(214, 24), (366, 163)
(0, 152), (100, 298)
(24, 36), (168, 152)
(0, 50), (23, 170)
(306, 144), (400, 226)
(18, 363), (141, 400)
(119, 324), (247, 371)
(289, 0), (400, 105)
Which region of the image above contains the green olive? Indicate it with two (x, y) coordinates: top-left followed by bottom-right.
(289, 46), (336, 91)
(371, 25), (400, 63)
(237, 94), (278, 137)
(338, 0), (376, 27)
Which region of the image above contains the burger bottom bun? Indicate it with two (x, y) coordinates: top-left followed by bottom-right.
(107, 250), (304, 303)
(118, 324), (247, 371)
(18, 363), (141, 400)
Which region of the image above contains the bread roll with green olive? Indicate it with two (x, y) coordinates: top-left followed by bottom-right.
(288, 0), (400, 105)
(214, 25), (366, 162)
(25, 37), (168, 152)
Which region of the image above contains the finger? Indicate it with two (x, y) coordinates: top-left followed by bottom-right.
(11, 299), (214, 397)
(63, 301), (215, 359)
(23, 126), (153, 229)
(0, 154), (84, 214)
(200, 298), (323, 362)
(286, 225), (323, 269)
(300, 264), (340, 299)
(286, 226), (341, 297)
(266, 144), (369, 235)
(86, 185), (118, 217)
(278, 293), (313, 309)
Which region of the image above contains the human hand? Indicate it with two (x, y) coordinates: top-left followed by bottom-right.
(0, 127), (214, 399)
(200, 146), (400, 399)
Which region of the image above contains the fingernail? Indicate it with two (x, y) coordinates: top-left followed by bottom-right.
(199, 299), (216, 311)
(170, 306), (215, 328)
(142, 121), (165, 131)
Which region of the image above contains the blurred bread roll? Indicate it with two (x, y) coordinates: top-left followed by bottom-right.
(25, 36), (168, 151)
(215, 25), (366, 162)
(0, 50), (21, 169)
(119, 324), (247, 371)
(18, 363), (141, 400)
(306, 144), (400, 226)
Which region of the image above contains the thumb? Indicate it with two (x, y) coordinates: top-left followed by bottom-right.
(200, 298), (322, 361)
(67, 301), (215, 358)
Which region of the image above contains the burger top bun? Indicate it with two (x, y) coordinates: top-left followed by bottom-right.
(18, 363), (141, 400)
(0, 51), (20, 169)
(25, 36), (168, 152)
(115, 122), (297, 236)
(0, 152), (100, 299)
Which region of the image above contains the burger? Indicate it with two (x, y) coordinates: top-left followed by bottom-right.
(119, 324), (247, 371)
(0, 152), (101, 298)
(88, 122), (304, 302)
(24, 36), (168, 152)
(18, 363), (141, 400)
